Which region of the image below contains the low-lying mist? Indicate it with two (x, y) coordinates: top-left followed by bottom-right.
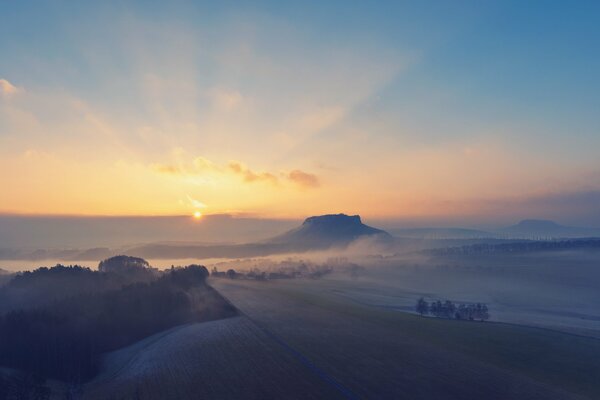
(207, 243), (600, 339)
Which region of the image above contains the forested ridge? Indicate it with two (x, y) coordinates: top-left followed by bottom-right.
(0, 260), (236, 386)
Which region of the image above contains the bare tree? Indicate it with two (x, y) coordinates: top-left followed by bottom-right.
(443, 300), (456, 319)
(416, 297), (429, 316)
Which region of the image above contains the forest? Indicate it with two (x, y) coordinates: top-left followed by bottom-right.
(0, 260), (236, 387)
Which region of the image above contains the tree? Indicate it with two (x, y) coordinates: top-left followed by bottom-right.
(478, 304), (490, 322)
(456, 304), (467, 319)
(98, 255), (150, 273)
(226, 269), (237, 279)
(469, 305), (476, 320)
(416, 297), (429, 316)
(442, 300), (455, 319)
(430, 300), (442, 317)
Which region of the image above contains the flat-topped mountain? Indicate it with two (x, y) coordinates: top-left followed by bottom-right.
(268, 214), (391, 248)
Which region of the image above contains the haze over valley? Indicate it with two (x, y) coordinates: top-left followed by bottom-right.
(2, 1), (600, 399)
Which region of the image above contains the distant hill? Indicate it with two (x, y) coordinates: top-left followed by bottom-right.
(501, 219), (600, 238)
(267, 214), (392, 249)
(389, 227), (493, 240)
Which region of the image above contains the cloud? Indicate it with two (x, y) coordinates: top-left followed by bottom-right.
(152, 156), (221, 176)
(186, 195), (207, 209)
(286, 170), (320, 188)
(228, 161), (279, 185)
(193, 156), (219, 171)
(0, 79), (20, 96)
(152, 163), (183, 175)
(152, 155), (320, 190)
(228, 162), (320, 188)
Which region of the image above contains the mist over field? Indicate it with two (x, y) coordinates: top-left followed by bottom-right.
(2, 219), (600, 399)
(2, 214), (599, 342)
(3, 1), (600, 398)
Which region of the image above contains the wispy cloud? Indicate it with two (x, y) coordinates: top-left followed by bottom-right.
(153, 156), (320, 189)
(186, 195), (207, 209)
(228, 161), (279, 185)
(0, 79), (21, 96)
(286, 170), (320, 188)
(153, 164), (182, 175)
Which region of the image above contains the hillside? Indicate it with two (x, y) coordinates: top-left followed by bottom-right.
(83, 316), (345, 400)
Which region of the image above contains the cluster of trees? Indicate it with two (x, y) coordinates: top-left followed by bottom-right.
(210, 265), (333, 281)
(0, 263), (236, 384)
(98, 255), (151, 273)
(416, 298), (490, 321)
(208, 256), (354, 281)
(429, 238), (600, 256)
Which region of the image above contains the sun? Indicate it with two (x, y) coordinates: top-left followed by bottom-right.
(193, 211), (203, 219)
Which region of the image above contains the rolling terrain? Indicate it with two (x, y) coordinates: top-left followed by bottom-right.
(83, 316), (347, 400)
(211, 278), (600, 400)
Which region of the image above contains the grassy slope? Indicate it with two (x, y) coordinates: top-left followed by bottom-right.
(84, 316), (347, 400)
(292, 284), (600, 397)
(213, 278), (599, 400)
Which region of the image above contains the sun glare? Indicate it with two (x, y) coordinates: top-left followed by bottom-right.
(193, 211), (203, 219)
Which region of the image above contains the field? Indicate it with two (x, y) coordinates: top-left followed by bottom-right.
(361, 251), (600, 338)
(31, 250), (599, 399)
(83, 316), (347, 400)
(211, 277), (600, 400)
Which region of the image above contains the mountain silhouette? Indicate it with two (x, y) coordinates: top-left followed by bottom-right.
(268, 214), (391, 248)
(502, 219), (600, 238)
(120, 214), (391, 259)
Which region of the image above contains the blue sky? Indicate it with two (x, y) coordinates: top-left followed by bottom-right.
(1, 1), (599, 224)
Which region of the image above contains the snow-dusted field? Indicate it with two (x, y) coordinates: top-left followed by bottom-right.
(213, 278), (596, 400)
(343, 251), (600, 338)
(83, 315), (345, 400)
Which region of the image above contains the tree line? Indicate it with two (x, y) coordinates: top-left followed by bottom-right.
(211, 265), (333, 281)
(428, 238), (600, 256)
(416, 298), (490, 321)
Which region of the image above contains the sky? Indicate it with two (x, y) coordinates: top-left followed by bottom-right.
(1, 1), (600, 225)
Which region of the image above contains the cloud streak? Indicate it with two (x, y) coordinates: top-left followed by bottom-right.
(228, 161), (279, 185)
(153, 156), (320, 189)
